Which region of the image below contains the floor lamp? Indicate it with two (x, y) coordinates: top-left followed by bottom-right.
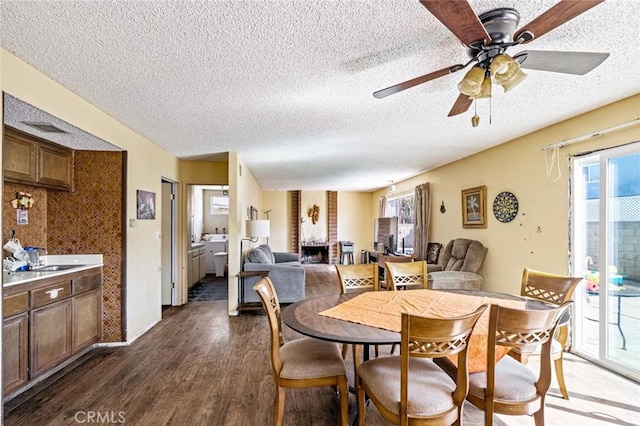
(238, 219), (270, 310)
(240, 219), (270, 264)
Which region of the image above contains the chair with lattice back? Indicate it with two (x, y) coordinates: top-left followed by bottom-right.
(466, 302), (572, 425)
(508, 268), (583, 400)
(336, 262), (379, 294)
(385, 260), (428, 291)
(253, 277), (349, 426)
(336, 263), (381, 358)
(356, 305), (488, 426)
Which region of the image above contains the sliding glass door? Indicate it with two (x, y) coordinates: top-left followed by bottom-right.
(572, 143), (640, 381)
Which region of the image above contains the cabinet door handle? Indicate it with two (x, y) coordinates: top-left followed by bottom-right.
(45, 287), (65, 299)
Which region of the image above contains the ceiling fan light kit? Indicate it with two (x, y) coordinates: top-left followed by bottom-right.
(373, 0), (607, 119)
(476, 77), (492, 99)
(458, 66), (486, 96)
(500, 68), (527, 93)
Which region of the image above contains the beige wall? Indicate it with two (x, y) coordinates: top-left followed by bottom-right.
(373, 94), (640, 294)
(228, 153), (264, 314)
(261, 190), (374, 261)
(1, 48), (180, 342)
(262, 190), (289, 252)
(337, 192), (374, 260)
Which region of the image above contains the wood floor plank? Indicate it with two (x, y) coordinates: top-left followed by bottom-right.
(3, 264), (639, 425)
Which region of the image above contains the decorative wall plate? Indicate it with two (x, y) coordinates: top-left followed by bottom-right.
(493, 191), (518, 223)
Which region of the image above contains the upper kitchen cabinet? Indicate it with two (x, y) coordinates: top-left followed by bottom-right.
(3, 126), (74, 191)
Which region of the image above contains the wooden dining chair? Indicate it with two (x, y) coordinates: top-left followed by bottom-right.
(378, 254), (414, 289)
(385, 260), (428, 291)
(466, 302), (572, 426)
(336, 262), (379, 293)
(508, 268), (583, 400)
(336, 263), (381, 358)
(253, 277), (349, 426)
(356, 305), (487, 426)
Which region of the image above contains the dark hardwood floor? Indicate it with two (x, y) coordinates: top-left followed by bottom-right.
(3, 265), (639, 425)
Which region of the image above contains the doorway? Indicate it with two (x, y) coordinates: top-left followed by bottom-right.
(161, 179), (177, 307)
(572, 143), (640, 381)
(186, 184), (229, 302)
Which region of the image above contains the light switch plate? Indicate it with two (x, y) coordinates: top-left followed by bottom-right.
(129, 218), (138, 227)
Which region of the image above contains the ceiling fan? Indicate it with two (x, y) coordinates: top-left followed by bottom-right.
(373, 0), (609, 119)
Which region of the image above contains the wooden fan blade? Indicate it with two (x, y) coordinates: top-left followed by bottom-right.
(373, 64), (464, 99)
(448, 94), (472, 117)
(514, 50), (609, 75)
(419, 0), (490, 47)
(514, 0), (604, 43)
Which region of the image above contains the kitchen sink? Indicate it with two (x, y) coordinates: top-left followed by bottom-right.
(32, 264), (85, 272)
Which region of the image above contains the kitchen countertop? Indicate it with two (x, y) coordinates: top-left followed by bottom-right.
(2, 254), (103, 287)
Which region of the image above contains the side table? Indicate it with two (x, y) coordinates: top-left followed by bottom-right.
(238, 270), (269, 313)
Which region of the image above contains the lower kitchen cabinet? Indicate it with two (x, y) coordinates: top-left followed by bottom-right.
(73, 289), (102, 353)
(30, 299), (73, 378)
(2, 266), (103, 397)
(2, 313), (29, 395)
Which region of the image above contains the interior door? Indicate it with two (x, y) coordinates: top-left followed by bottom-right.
(572, 143), (640, 382)
(161, 179), (176, 306)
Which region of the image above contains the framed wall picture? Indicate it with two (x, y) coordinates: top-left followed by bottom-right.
(137, 190), (156, 220)
(461, 185), (487, 228)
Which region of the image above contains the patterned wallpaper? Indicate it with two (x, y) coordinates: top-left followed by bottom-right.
(48, 151), (124, 342)
(2, 183), (47, 247)
(3, 151), (124, 342)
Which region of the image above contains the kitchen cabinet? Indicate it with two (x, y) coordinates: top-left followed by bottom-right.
(30, 298), (73, 378)
(3, 126), (74, 191)
(3, 292), (30, 395)
(2, 313), (29, 395)
(2, 266), (103, 396)
(72, 271), (103, 353)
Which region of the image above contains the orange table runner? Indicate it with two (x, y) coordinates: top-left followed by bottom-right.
(319, 290), (526, 373)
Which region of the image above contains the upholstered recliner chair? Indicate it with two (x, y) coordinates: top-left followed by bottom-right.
(427, 238), (488, 290)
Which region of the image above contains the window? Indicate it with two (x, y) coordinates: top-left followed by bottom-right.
(210, 196), (229, 215)
(386, 193), (414, 254)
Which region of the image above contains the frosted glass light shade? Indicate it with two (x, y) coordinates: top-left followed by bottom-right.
(500, 68), (527, 92)
(457, 66), (485, 96)
(490, 54), (520, 84)
(475, 77), (492, 99)
(246, 219), (270, 238)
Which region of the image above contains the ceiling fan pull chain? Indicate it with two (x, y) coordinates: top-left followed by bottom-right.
(489, 95), (492, 125)
(544, 144), (562, 182)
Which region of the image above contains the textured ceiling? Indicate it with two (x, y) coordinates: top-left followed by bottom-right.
(1, 0), (639, 191)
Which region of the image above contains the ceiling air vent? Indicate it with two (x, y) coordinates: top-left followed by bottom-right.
(20, 121), (68, 133)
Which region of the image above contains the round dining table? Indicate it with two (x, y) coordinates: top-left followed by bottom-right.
(282, 293), (399, 347)
(282, 290), (550, 344)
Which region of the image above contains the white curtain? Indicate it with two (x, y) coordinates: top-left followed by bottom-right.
(413, 183), (431, 260)
(379, 195), (387, 217)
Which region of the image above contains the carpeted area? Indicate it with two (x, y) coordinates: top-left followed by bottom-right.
(188, 274), (228, 301)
